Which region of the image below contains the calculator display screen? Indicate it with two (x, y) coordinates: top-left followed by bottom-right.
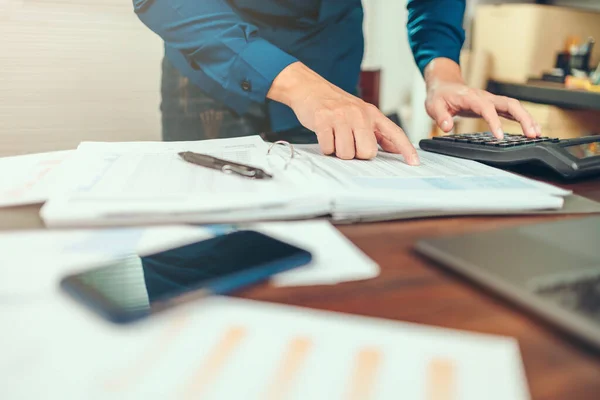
(565, 142), (600, 159)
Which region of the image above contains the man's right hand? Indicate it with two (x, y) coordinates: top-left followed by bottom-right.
(267, 62), (420, 165)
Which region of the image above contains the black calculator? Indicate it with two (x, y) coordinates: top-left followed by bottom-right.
(419, 133), (600, 180)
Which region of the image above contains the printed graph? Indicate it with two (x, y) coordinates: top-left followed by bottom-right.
(345, 347), (383, 400)
(103, 312), (190, 391)
(182, 326), (247, 399)
(427, 359), (456, 400)
(102, 320), (460, 400)
(262, 337), (313, 400)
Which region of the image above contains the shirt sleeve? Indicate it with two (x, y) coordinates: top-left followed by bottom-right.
(406, 0), (466, 74)
(133, 0), (298, 114)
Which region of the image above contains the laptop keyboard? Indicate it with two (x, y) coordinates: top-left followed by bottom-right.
(536, 274), (600, 323)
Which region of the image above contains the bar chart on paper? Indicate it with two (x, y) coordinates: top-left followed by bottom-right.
(74, 298), (530, 400)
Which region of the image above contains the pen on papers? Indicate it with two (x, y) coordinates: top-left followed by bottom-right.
(178, 151), (273, 180)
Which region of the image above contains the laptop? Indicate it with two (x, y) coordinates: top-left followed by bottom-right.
(415, 217), (600, 350)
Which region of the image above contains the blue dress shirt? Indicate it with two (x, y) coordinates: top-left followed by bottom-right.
(134, 0), (465, 132)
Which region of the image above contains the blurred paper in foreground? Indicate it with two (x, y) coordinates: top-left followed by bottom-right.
(2, 296), (530, 400)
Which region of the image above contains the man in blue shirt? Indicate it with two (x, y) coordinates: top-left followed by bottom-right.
(134, 0), (540, 164)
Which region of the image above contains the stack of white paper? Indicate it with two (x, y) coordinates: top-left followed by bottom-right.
(1, 296), (531, 399)
(41, 136), (333, 227)
(39, 135), (571, 227)
(294, 144), (570, 221)
(0, 221), (378, 297)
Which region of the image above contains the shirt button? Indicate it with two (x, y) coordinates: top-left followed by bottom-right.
(241, 80), (251, 92)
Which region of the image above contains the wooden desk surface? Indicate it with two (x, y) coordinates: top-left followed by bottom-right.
(245, 177), (600, 400)
(2, 177), (600, 399)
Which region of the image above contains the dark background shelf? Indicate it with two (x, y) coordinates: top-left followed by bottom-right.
(487, 80), (600, 111)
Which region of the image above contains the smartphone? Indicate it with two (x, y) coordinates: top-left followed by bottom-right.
(60, 230), (312, 324)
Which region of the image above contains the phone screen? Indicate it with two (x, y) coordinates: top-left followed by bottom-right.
(61, 230), (311, 323)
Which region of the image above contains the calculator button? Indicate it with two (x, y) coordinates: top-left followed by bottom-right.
(432, 136), (456, 141)
(484, 141), (502, 146)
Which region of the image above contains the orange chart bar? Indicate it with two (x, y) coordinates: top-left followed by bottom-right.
(345, 347), (383, 400)
(262, 337), (312, 400)
(181, 326), (247, 400)
(426, 358), (456, 400)
(104, 312), (189, 391)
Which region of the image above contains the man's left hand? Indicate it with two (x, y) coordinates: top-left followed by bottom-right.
(424, 58), (541, 140)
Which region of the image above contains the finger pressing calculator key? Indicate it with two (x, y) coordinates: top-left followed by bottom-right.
(419, 132), (600, 180)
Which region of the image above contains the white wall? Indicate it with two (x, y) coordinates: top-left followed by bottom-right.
(362, 0), (418, 118)
(0, 0), (163, 156)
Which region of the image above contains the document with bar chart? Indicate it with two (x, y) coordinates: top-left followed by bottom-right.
(2, 297), (530, 400)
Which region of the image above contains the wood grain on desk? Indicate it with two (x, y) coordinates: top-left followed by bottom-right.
(1, 178), (600, 400)
(245, 177), (600, 400)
